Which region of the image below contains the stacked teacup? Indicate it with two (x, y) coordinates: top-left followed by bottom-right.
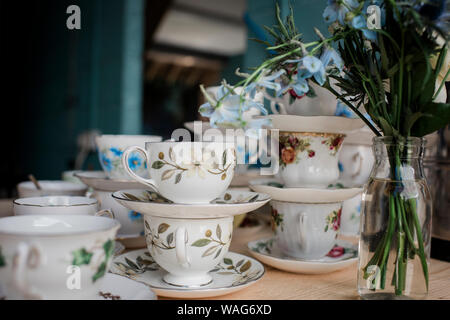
(249, 114), (364, 268)
(116, 140), (270, 288)
(75, 135), (162, 245)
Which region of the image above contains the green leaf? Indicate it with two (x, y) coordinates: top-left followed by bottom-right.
(169, 147), (175, 161)
(92, 261), (106, 282)
(151, 161), (165, 169)
(72, 248), (93, 266)
(378, 117), (394, 137)
(222, 150), (227, 166)
(125, 257), (140, 270)
(166, 232), (174, 245)
(202, 245), (219, 257)
(236, 259), (245, 268)
(144, 220), (151, 231)
(248, 195), (259, 202)
(175, 173), (182, 184)
(411, 103), (450, 137)
(404, 112), (423, 136)
(223, 258), (233, 265)
(123, 192), (141, 202)
(240, 260), (252, 273)
(191, 239), (212, 247)
(103, 239), (114, 259)
(161, 169), (176, 181)
(158, 223), (170, 234)
(216, 224), (222, 240)
(214, 247), (222, 259)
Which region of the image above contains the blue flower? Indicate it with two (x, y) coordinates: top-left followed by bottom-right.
(128, 211), (142, 221)
(323, 0), (360, 25)
(244, 69), (286, 98)
(128, 154), (142, 170)
(352, 15), (377, 41)
(335, 100), (357, 118)
(110, 147), (123, 157)
(302, 56), (326, 86)
(418, 0), (449, 33)
(338, 161), (344, 172)
(321, 47), (344, 72)
(100, 153), (112, 172)
(199, 84), (267, 129)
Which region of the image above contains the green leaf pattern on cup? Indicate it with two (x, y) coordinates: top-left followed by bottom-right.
(251, 238), (274, 254)
(144, 220), (175, 255)
(71, 239), (115, 283)
(191, 224), (232, 259)
(151, 147), (233, 184)
(270, 208), (284, 233)
(324, 208), (342, 232)
(0, 246), (6, 268)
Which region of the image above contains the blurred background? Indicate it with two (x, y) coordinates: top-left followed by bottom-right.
(0, 0), (329, 197)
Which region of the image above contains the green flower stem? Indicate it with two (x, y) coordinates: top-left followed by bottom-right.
(379, 195), (396, 290)
(323, 82), (381, 136)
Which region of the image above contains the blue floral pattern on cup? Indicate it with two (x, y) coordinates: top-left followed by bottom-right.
(98, 147), (147, 179)
(128, 210), (143, 222)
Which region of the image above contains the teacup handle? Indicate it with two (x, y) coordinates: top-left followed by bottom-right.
(95, 208), (115, 219)
(351, 152), (364, 179)
(121, 146), (158, 190)
(12, 242), (42, 300)
(175, 227), (190, 268)
(298, 212), (309, 253)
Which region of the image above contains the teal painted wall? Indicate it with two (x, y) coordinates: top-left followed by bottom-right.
(19, 0), (144, 179)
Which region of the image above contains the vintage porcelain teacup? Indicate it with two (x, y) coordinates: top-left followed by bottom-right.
(122, 141), (236, 204)
(13, 196), (111, 217)
(270, 200), (342, 260)
(91, 190), (144, 237)
(338, 144), (374, 187)
(17, 181), (87, 198)
(0, 215), (120, 299)
(95, 134), (162, 180)
(340, 194), (362, 236)
(278, 132), (345, 188)
(144, 215), (233, 287)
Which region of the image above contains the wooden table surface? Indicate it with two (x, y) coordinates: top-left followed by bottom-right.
(1, 199), (449, 300)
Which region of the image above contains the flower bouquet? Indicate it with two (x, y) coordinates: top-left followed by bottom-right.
(198, 0), (450, 299)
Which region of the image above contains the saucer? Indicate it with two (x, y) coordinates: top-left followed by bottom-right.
(75, 171), (147, 192)
(258, 115), (365, 134)
(111, 249), (265, 299)
(249, 179), (362, 203)
(112, 189), (271, 219)
(98, 273), (156, 300)
(248, 238), (358, 274)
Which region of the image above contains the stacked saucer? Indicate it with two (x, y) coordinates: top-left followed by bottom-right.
(75, 134), (162, 247)
(247, 115), (364, 274)
(111, 140), (270, 298)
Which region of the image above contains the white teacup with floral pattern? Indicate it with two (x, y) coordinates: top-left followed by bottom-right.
(271, 200), (342, 260)
(144, 215), (233, 287)
(278, 132), (345, 188)
(96, 134), (162, 180)
(122, 141), (236, 204)
(0, 215), (120, 299)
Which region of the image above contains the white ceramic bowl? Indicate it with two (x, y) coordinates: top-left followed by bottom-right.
(13, 196), (99, 216)
(95, 134), (162, 180)
(17, 181), (88, 198)
(0, 215), (120, 299)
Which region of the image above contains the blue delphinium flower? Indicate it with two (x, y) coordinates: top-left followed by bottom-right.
(352, 15), (377, 41)
(199, 84), (267, 129)
(128, 154), (142, 170)
(100, 153), (112, 172)
(321, 47), (344, 72)
(323, 0), (360, 25)
(418, 0), (449, 34)
(128, 210), (142, 221)
(243, 69), (286, 98)
(110, 147), (123, 157)
(335, 100), (357, 118)
(302, 56), (326, 86)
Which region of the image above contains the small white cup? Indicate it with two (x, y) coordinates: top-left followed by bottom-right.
(91, 190), (144, 237)
(122, 141), (236, 204)
(278, 132), (345, 188)
(17, 181), (87, 198)
(13, 196), (113, 219)
(144, 215), (233, 287)
(0, 215), (120, 299)
(271, 200), (342, 260)
(95, 134), (163, 180)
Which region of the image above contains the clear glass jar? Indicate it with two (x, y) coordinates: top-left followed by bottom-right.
(358, 137), (432, 300)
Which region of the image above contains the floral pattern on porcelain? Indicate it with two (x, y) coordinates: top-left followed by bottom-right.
(279, 134), (315, 167)
(114, 251), (160, 276)
(71, 238), (115, 283)
(270, 208), (284, 233)
(191, 224), (232, 259)
(144, 220), (176, 255)
(210, 257), (261, 286)
(325, 208), (342, 232)
(99, 147), (147, 176)
(321, 135), (345, 156)
(151, 147), (234, 184)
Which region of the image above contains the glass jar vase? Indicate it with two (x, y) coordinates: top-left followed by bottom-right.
(358, 137), (432, 300)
